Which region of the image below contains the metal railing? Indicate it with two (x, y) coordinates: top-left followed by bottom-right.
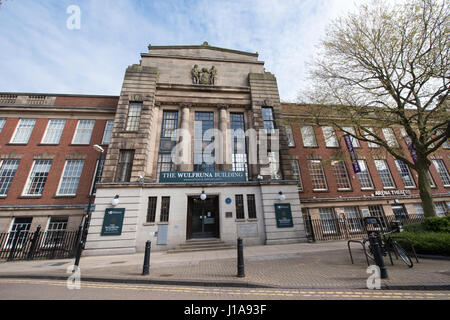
(303, 214), (427, 242)
(0, 225), (81, 262)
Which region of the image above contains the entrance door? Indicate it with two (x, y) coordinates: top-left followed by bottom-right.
(187, 196), (219, 239)
(392, 205), (408, 220)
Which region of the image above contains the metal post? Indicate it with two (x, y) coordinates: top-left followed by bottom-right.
(237, 238), (245, 278)
(368, 231), (388, 279)
(142, 241), (151, 275)
(27, 225), (41, 261)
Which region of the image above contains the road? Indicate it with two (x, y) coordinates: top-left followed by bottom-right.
(0, 278), (449, 301)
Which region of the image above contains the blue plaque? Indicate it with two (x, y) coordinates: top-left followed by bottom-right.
(225, 197), (232, 204)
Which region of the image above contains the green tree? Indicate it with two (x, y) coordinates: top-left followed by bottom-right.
(301, 0), (449, 217)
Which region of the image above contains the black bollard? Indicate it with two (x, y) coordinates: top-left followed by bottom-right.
(237, 238), (245, 278)
(142, 240), (151, 276)
(368, 232), (388, 279)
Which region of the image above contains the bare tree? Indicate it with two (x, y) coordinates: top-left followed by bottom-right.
(300, 0), (449, 217)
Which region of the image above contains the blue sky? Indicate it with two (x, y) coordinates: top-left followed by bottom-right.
(0, 0), (361, 102)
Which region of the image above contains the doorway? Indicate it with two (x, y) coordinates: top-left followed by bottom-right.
(187, 195), (220, 239)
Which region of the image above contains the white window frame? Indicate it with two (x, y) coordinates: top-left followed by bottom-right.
(56, 160), (85, 196)
(22, 160), (52, 196)
(364, 127), (380, 148)
(332, 160), (352, 190)
(344, 207), (363, 232)
(292, 160), (303, 191)
(322, 126), (339, 148)
(308, 159), (328, 191)
(0, 118), (6, 133)
(4, 217), (32, 249)
(432, 159), (450, 187)
(356, 159), (374, 190)
(319, 207), (338, 234)
(395, 160), (416, 188)
(101, 120), (114, 145)
(0, 159), (20, 196)
(285, 126), (295, 147)
(374, 159), (396, 189)
(382, 127), (399, 148)
(41, 119), (66, 145)
(72, 120), (95, 145)
(10, 119), (36, 144)
(301, 126), (317, 147)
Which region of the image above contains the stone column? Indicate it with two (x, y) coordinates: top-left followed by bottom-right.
(218, 104), (231, 171)
(179, 103), (191, 171)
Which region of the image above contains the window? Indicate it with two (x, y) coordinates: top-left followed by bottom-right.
(319, 208), (337, 234)
(292, 160), (303, 191)
(342, 127), (360, 147)
(436, 130), (450, 149)
(364, 128), (379, 148)
(395, 160), (416, 188)
(268, 152), (282, 180)
(235, 195), (245, 219)
(428, 170), (436, 188)
(344, 207), (362, 231)
(301, 126), (317, 147)
(72, 120), (95, 144)
(43, 217), (68, 247)
(57, 160), (84, 195)
(285, 126), (295, 147)
(5, 218), (32, 249)
(23, 160), (52, 196)
(157, 111), (179, 176)
(374, 160), (396, 189)
(392, 205), (408, 220)
(0, 159), (20, 196)
(90, 159), (105, 195)
(262, 107), (275, 134)
(146, 197), (157, 223)
(161, 111), (178, 139)
(434, 202), (448, 217)
(247, 194), (257, 219)
(42, 119), (65, 144)
(432, 159), (450, 186)
(126, 103), (142, 131)
(368, 205), (387, 229)
(116, 150), (134, 182)
(0, 118), (6, 133)
(230, 113), (248, 177)
(308, 160), (328, 190)
(413, 203), (425, 218)
(160, 197), (170, 222)
(102, 120), (114, 145)
(322, 126), (339, 147)
(10, 119), (36, 144)
(356, 160), (374, 189)
(194, 112), (215, 172)
(332, 160), (351, 190)
(382, 128), (399, 148)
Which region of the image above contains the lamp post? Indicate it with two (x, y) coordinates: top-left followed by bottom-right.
(73, 144), (105, 270)
(200, 190), (206, 235)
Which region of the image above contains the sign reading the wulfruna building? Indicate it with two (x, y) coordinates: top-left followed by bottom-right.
(159, 171), (246, 183)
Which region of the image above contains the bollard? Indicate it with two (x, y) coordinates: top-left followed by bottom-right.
(368, 232), (388, 279)
(142, 240), (151, 276)
(237, 238), (245, 278)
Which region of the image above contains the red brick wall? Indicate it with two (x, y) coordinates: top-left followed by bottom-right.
(54, 96), (119, 108)
(281, 104), (450, 199)
(0, 118), (110, 206)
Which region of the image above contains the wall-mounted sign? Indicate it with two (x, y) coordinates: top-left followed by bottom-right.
(274, 203), (294, 228)
(225, 212), (233, 218)
(343, 134), (361, 174)
(361, 209), (370, 217)
(159, 171), (246, 183)
(101, 208), (125, 236)
(374, 190), (411, 196)
(225, 197), (232, 204)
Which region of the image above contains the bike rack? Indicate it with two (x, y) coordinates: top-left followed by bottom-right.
(347, 240), (370, 266)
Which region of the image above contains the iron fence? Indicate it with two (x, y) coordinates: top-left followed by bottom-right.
(0, 225), (81, 262)
(303, 214), (427, 242)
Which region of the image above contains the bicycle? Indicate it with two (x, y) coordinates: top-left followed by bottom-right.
(362, 217), (413, 268)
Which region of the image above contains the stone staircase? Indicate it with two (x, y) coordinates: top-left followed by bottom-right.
(167, 238), (234, 254)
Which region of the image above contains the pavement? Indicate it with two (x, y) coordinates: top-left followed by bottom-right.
(0, 240), (449, 290)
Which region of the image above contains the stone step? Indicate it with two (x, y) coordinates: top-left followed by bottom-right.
(167, 245), (234, 254)
(167, 238), (234, 254)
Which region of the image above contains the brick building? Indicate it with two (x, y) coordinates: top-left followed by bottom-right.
(0, 43), (448, 255)
(0, 93), (118, 235)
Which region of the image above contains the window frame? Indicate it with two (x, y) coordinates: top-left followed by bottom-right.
(41, 119), (66, 145)
(301, 126), (318, 147)
(0, 159), (20, 196)
(356, 159), (374, 190)
(22, 160), (52, 196)
(101, 120), (114, 145)
(308, 159), (328, 191)
(56, 160), (85, 196)
(10, 119), (36, 144)
(126, 102), (143, 131)
(332, 160), (352, 191)
(374, 159), (396, 189)
(395, 160), (416, 188)
(115, 150), (135, 182)
(432, 159), (450, 187)
(72, 120), (95, 145)
(322, 126), (339, 148)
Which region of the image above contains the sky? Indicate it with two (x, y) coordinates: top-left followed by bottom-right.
(0, 0), (363, 102)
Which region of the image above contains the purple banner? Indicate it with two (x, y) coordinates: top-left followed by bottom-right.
(403, 136), (418, 164)
(344, 134), (361, 173)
